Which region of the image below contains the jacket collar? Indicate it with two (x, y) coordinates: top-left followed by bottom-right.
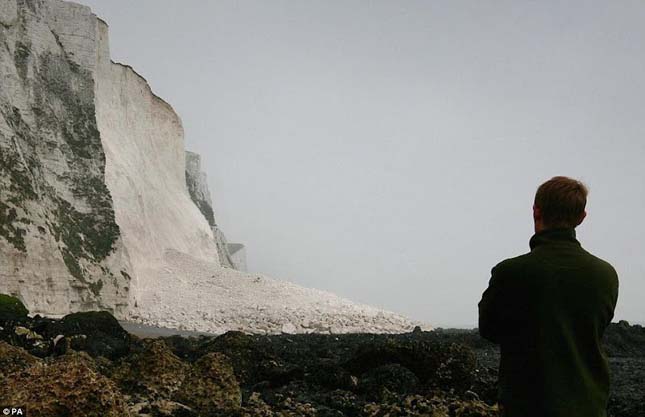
(529, 227), (580, 250)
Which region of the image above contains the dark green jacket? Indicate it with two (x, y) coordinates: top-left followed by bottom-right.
(479, 228), (619, 417)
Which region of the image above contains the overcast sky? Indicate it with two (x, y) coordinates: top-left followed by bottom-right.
(81, 0), (644, 327)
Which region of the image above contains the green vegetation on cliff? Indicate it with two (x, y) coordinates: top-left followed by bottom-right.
(0, 294), (28, 321)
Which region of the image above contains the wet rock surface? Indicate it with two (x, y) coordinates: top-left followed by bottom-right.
(0, 311), (643, 416)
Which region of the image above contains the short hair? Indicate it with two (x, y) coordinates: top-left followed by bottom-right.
(534, 176), (588, 228)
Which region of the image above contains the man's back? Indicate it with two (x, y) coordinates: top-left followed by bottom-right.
(479, 228), (619, 417)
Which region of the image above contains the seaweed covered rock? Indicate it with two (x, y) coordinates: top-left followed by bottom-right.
(175, 352), (242, 414)
(200, 331), (282, 385)
(0, 341), (40, 380)
(357, 363), (420, 400)
(160, 334), (207, 361)
(362, 394), (498, 417)
(44, 311), (130, 359)
(0, 323), (52, 359)
(306, 360), (358, 390)
(344, 337), (477, 394)
(111, 339), (189, 399)
(0, 294), (28, 322)
(242, 392), (321, 417)
(0, 351), (130, 417)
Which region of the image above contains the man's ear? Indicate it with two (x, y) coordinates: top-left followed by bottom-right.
(533, 205), (541, 222)
(576, 210), (587, 226)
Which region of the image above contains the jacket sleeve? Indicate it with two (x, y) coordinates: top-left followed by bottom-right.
(478, 264), (506, 344)
(606, 266), (620, 326)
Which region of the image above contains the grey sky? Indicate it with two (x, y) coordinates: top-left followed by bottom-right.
(80, 0), (644, 327)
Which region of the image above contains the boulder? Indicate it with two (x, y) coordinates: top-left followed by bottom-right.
(175, 352), (242, 414)
(43, 311), (130, 359)
(200, 331), (280, 385)
(111, 339), (189, 399)
(0, 351), (130, 417)
(344, 338), (477, 394)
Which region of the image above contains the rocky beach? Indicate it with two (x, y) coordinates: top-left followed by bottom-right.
(1, 296), (643, 417)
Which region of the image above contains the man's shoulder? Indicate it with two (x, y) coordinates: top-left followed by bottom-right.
(580, 248), (619, 278)
(493, 247), (618, 285)
(491, 252), (533, 278)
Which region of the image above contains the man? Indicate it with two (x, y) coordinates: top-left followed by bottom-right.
(478, 176), (619, 417)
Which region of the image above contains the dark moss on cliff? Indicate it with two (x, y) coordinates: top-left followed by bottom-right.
(0, 201), (27, 252)
(0, 294), (29, 322)
(61, 248), (85, 282)
(53, 196), (119, 263)
(37, 52), (120, 264)
(89, 279), (103, 296)
(1, 43), (121, 295)
(14, 41), (30, 80)
(1, 107), (38, 202)
(23, 52), (120, 281)
(37, 53), (102, 161)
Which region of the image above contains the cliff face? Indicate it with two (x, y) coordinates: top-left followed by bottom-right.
(0, 0), (220, 316)
(185, 151), (246, 271)
(93, 20), (221, 308)
(0, 0), (131, 317)
(0, 0), (243, 317)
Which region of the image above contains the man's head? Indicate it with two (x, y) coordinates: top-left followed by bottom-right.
(533, 176), (588, 233)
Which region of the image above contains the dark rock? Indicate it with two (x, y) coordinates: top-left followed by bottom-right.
(260, 361), (305, 388)
(200, 331), (281, 385)
(603, 321), (645, 357)
(306, 359), (358, 390)
(607, 357), (645, 417)
(161, 334), (207, 361)
(358, 363), (420, 400)
(0, 314), (53, 358)
(344, 337), (477, 394)
(469, 364), (498, 405)
(433, 343), (478, 393)
(43, 311), (130, 359)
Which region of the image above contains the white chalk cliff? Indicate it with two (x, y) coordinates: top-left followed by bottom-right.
(0, 0), (421, 333)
